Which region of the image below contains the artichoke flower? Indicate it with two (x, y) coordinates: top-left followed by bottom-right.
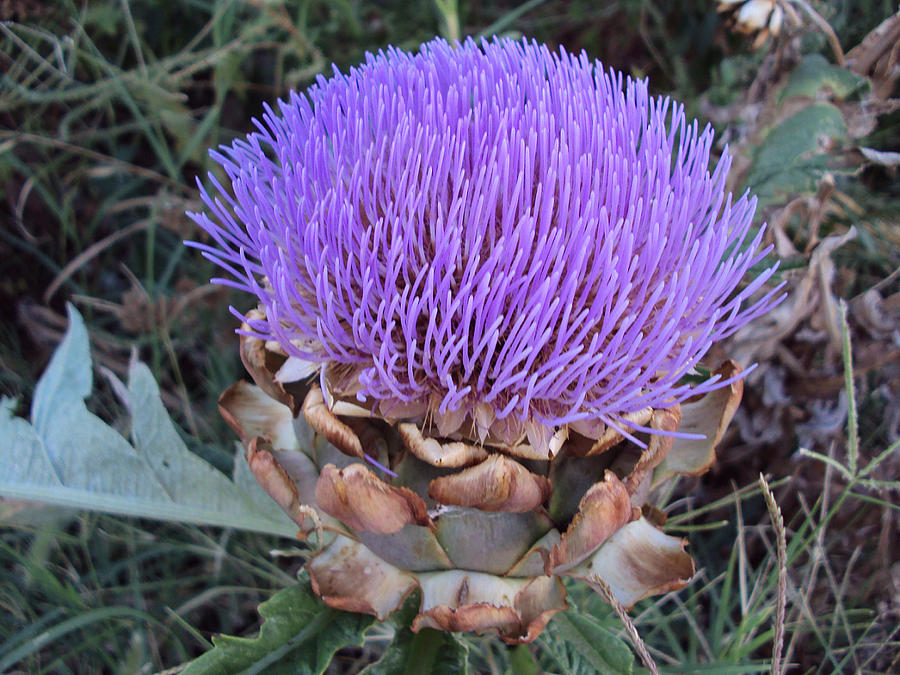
(188, 37), (780, 643)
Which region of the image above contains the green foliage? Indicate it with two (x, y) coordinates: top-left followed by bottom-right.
(362, 627), (470, 675)
(182, 574), (375, 674)
(0, 304), (296, 537)
(733, 50), (880, 209)
(507, 643), (541, 675)
(537, 611), (634, 674)
(357, 591), (471, 674)
(779, 54), (868, 101)
(0, 513), (296, 673)
(745, 103), (848, 206)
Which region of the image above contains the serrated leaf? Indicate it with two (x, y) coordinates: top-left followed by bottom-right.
(361, 627), (469, 675)
(183, 574), (375, 675)
(0, 304), (296, 537)
(538, 611), (634, 675)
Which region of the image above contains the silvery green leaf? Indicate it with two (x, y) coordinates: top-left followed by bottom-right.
(0, 304), (296, 537)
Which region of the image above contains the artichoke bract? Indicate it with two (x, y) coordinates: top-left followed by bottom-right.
(188, 37), (781, 642)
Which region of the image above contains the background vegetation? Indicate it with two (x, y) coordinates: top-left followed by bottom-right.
(1, 0), (898, 672)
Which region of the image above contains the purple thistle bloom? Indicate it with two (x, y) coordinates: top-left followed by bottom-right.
(188, 36), (781, 434)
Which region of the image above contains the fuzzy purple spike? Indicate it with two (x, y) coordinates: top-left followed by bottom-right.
(188, 36), (781, 429)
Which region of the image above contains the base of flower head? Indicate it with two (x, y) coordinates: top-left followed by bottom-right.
(304, 511), (692, 642)
(307, 533), (568, 643)
(218, 325), (744, 641)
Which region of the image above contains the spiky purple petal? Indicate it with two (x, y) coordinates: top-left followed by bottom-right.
(188, 36), (781, 427)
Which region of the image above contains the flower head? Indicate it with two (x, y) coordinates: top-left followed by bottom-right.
(197, 37), (784, 641)
(189, 36), (779, 439)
